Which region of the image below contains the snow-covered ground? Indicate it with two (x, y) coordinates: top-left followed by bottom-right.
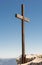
(17, 54), (42, 65)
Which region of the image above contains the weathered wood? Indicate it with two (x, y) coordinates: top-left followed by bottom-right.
(15, 4), (30, 64)
(15, 14), (30, 22)
(21, 4), (25, 63)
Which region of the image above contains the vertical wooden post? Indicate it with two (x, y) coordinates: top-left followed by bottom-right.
(21, 4), (26, 63)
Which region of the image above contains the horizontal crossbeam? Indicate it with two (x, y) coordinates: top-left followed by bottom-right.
(15, 14), (30, 22)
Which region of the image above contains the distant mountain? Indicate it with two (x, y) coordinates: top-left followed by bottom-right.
(0, 54), (42, 65)
(0, 59), (17, 65)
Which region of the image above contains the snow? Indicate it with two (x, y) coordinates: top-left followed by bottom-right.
(17, 54), (42, 65)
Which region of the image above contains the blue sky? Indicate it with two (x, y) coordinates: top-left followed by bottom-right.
(0, 0), (42, 58)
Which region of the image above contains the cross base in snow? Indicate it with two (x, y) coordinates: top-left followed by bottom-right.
(15, 4), (30, 64)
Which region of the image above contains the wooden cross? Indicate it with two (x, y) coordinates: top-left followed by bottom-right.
(15, 4), (30, 64)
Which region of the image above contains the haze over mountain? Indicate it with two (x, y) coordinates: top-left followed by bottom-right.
(0, 59), (17, 65)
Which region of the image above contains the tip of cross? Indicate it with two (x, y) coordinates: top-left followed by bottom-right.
(21, 4), (23, 5)
(21, 4), (24, 7)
